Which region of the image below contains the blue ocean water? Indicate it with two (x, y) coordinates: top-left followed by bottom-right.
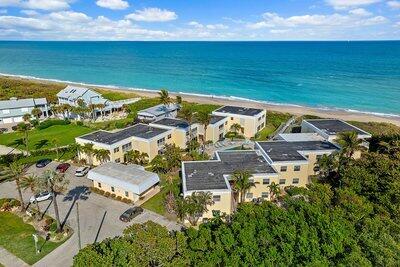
(0, 41), (399, 116)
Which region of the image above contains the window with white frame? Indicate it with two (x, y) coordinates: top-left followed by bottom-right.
(157, 138), (165, 146)
(294, 165), (301, 171)
(113, 147), (120, 153)
(279, 179), (286, 185)
(122, 142), (132, 152)
(213, 195), (221, 202)
(292, 178), (299, 184)
(280, 166), (287, 172)
(263, 178), (270, 185)
(261, 192), (269, 198)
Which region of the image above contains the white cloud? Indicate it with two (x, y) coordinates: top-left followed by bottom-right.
(326, 0), (381, 9)
(387, 1), (400, 8)
(125, 8), (177, 22)
(247, 11), (387, 29)
(188, 21), (228, 30)
(96, 0), (128, 10)
(349, 8), (372, 16)
(0, 0), (74, 10)
(20, 9), (39, 16)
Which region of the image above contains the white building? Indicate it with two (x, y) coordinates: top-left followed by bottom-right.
(0, 97), (49, 125)
(137, 103), (180, 122)
(88, 162), (160, 202)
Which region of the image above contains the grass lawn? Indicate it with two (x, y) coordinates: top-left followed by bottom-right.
(95, 89), (139, 101)
(0, 124), (92, 151)
(0, 212), (65, 265)
(255, 111), (292, 141)
(141, 191), (166, 215)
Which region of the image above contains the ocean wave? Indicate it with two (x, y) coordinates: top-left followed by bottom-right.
(1, 72), (399, 119)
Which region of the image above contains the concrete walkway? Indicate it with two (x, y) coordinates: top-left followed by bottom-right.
(0, 145), (22, 156)
(0, 247), (30, 267)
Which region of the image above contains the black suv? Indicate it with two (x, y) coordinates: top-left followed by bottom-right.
(119, 207), (143, 222)
(36, 158), (52, 168)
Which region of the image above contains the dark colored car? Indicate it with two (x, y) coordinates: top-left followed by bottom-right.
(56, 163), (71, 173)
(119, 207), (143, 222)
(36, 158), (52, 168)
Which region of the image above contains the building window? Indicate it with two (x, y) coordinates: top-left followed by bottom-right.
(113, 147), (119, 153)
(294, 165), (301, 171)
(230, 117), (234, 120)
(280, 166), (287, 172)
(279, 179), (286, 185)
(97, 182), (102, 188)
(115, 158), (120, 163)
(125, 191), (129, 197)
(225, 121), (228, 125)
(293, 178), (299, 184)
(213, 195), (221, 202)
(246, 193), (253, 199)
(122, 142), (132, 152)
(261, 192), (269, 199)
(263, 178), (270, 185)
(219, 124), (224, 130)
(157, 138), (165, 146)
(111, 186), (115, 192)
(167, 134), (172, 139)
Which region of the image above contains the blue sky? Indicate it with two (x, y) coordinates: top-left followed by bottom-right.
(0, 0), (399, 40)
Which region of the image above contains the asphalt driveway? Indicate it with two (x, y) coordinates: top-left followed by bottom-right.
(0, 161), (182, 267)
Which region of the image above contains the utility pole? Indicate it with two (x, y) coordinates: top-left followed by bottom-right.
(76, 202), (82, 250)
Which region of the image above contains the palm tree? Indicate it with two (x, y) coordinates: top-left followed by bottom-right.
(175, 95), (182, 104)
(97, 103), (105, 118)
(88, 104), (97, 121)
(94, 149), (110, 164)
(230, 123), (243, 136)
(125, 150), (141, 164)
(268, 182), (281, 202)
(39, 170), (69, 232)
(5, 162), (27, 211)
(150, 155), (168, 173)
(184, 192), (214, 226)
(82, 143), (94, 165)
(179, 106), (194, 140)
(23, 113), (31, 122)
(31, 107), (42, 120)
(17, 122), (31, 155)
(336, 131), (363, 158)
(231, 170), (255, 203)
(196, 111), (211, 146)
(52, 138), (60, 159)
(139, 152), (149, 165)
(316, 154), (338, 178)
(159, 89), (171, 107)
(69, 143), (82, 159)
(163, 175), (177, 214)
(20, 174), (41, 220)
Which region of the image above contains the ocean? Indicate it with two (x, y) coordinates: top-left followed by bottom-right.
(0, 41), (399, 116)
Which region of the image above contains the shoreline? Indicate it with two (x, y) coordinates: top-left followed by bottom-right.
(2, 73), (400, 126)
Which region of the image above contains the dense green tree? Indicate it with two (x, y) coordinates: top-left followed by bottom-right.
(150, 155), (169, 173)
(20, 174), (41, 219)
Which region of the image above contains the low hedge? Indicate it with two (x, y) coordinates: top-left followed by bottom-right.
(37, 119), (70, 130)
(90, 187), (132, 204)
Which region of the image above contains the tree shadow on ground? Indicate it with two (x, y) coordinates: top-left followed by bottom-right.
(61, 186), (90, 228)
(35, 139), (49, 149)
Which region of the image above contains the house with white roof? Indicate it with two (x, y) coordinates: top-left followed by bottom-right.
(88, 162), (160, 202)
(0, 97), (49, 125)
(137, 103), (180, 122)
(57, 85), (140, 119)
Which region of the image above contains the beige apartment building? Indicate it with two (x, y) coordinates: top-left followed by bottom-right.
(150, 118), (192, 149)
(75, 123), (173, 165)
(212, 106), (266, 138)
(195, 115), (228, 143)
(182, 140), (340, 223)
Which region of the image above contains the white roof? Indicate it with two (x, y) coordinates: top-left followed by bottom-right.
(87, 162), (160, 195)
(0, 98), (47, 109)
(278, 133), (325, 142)
(138, 103), (180, 117)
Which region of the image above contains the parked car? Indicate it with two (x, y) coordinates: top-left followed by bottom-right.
(36, 158), (52, 168)
(119, 207), (143, 222)
(56, 163), (70, 173)
(75, 166), (90, 177)
(29, 192), (52, 203)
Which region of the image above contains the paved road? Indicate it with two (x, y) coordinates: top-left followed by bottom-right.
(0, 162), (182, 267)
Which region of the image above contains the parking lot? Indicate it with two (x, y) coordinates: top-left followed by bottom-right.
(0, 161), (182, 267)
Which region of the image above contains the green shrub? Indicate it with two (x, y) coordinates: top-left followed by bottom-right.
(76, 121), (84, 126)
(104, 192), (111, 197)
(110, 193), (116, 198)
(116, 196), (122, 201)
(49, 221), (58, 232)
(37, 119), (70, 130)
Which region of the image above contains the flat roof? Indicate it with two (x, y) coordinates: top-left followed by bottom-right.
(304, 119), (370, 136)
(183, 150), (276, 192)
(210, 115), (226, 124)
(257, 140), (339, 162)
(88, 162), (160, 195)
(213, 105), (264, 117)
(151, 118), (189, 129)
(0, 98), (47, 109)
(277, 133), (325, 142)
(78, 123), (168, 145)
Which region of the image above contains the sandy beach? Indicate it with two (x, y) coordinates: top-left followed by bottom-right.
(3, 74), (400, 126)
